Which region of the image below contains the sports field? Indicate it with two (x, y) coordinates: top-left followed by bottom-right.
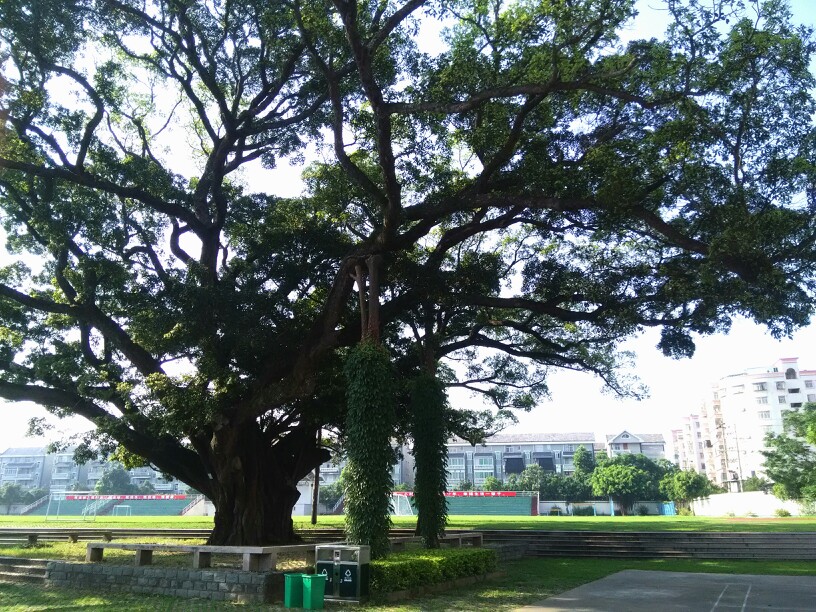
(2, 514), (816, 532)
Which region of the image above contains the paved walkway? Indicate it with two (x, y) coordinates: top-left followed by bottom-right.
(516, 570), (816, 611)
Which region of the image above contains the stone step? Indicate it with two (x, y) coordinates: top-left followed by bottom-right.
(0, 556), (49, 568)
(0, 569), (46, 584)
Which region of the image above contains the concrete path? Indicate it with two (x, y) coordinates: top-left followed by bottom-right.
(516, 570), (816, 611)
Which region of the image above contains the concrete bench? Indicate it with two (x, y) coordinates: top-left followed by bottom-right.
(441, 532), (483, 547)
(85, 542), (320, 572)
(389, 532), (484, 550)
(0, 531), (113, 545)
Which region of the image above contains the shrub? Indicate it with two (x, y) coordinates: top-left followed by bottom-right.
(775, 508), (792, 517)
(677, 507), (693, 516)
(572, 505), (595, 516)
(636, 505), (650, 516)
(725, 511), (736, 517)
(370, 548), (497, 594)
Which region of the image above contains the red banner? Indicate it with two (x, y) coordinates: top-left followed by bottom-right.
(392, 491), (518, 497)
(64, 494), (187, 501)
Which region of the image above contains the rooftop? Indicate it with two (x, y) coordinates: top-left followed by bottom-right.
(449, 432), (596, 445)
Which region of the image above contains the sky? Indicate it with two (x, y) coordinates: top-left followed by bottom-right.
(0, 0), (815, 453)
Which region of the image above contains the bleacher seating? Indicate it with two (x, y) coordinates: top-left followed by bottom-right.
(26, 499), (96, 516)
(25, 497), (190, 516)
(446, 495), (532, 516)
(108, 498), (190, 516)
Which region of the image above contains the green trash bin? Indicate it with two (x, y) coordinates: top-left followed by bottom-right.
(284, 573), (306, 608)
(302, 573), (327, 610)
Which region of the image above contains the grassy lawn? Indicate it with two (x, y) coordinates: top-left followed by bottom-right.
(3, 514), (816, 532)
(2, 556), (816, 611)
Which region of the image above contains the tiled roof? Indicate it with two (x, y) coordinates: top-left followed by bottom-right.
(605, 433), (665, 443)
(0, 447), (47, 457)
(448, 432), (595, 445)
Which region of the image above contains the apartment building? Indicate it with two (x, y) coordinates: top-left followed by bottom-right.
(691, 357), (816, 490)
(0, 446), (184, 493)
(444, 432), (597, 489)
(670, 415), (708, 472)
(604, 431), (666, 461)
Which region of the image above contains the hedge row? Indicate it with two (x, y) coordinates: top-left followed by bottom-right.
(369, 547), (497, 594)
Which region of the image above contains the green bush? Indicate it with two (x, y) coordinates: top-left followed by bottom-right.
(370, 548), (497, 594)
(636, 505), (650, 516)
(775, 508), (792, 517)
(677, 507), (693, 516)
(572, 506), (595, 516)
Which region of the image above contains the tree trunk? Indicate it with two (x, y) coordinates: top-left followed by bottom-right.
(205, 420), (325, 545)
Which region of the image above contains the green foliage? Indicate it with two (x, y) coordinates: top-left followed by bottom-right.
(660, 470), (717, 506)
(509, 464), (546, 492)
(775, 508), (792, 517)
(636, 505), (650, 516)
(538, 473), (593, 501)
(763, 403), (816, 501)
(369, 548), (497, 594)
(95, 465), (138, 495)
(343, 342), (397, 559)
(743, 475), (772, 493)
(572, 446), (596, 477)
(409, 374), (449, 548)
(0, 483), (25, 511)
(591, 464), (654, 515)
(481, 476), (504, 491)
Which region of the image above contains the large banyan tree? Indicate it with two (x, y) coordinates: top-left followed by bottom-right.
(0, 0), (815, 544)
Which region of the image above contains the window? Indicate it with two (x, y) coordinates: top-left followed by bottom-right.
(779, 395), (786, 404)
(756, 397), (768, 405)
(789, 388), (800, 394)
(762, 425), (774, 434)
(753, 382), (767, 391)
(758, 410), (771, 419)
(791, 403), (802, 408)
(701, 463), (706, 470)
(808, 394), (816, 402)
(786, 368), (797, 380)
(622, 434), (630, 438)
(777, 382), (786, 390)
(806, 380), (814, 389)
(474, 456), (494, 484)
(733, 385), (744, 394)
(696, 431), (702, 438)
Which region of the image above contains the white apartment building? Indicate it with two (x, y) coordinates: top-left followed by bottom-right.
(696, 357), (816, 490)
(604, 431), (666, 461)
(670, 415), (707, 472)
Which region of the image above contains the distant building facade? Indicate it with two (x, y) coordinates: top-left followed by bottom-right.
(604, 431), (666, 461)
(670, 415), (708, 472)
(682, 357), (816, 490)
(0, 446), (184, 493)
(444, 433), (597, 489)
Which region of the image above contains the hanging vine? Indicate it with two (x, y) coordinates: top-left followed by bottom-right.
(410, 372), (449, 548)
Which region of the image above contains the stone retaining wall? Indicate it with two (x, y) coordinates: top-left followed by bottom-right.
(46, 561), (279, 603)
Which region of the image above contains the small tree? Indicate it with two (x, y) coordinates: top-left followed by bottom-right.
(518, 465), (546, 492)
(660, 470), (716, 510)
(21, 488), (47, 505)
(742, 475), (771, 493)
(481, 476), (504, 491)
(95, 466), (138, 495)
(763, 404), (816, 501)
(572, 446), (596, 477)
(0, 483), (24, 514)
(591, 464), (653, 515)
(456, 480), (474, 491)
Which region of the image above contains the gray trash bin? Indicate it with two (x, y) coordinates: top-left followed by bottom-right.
(314, 544), (370, 602)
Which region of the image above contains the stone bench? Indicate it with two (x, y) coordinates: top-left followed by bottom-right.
(441, 532), (484, 547)
(0, 531), (114, 545)
(85, 542), (320, 572)
(389, 532), (483, 551)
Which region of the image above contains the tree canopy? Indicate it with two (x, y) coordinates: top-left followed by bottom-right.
(763, 402), (816, 501)
(1, 0), (815, 543)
